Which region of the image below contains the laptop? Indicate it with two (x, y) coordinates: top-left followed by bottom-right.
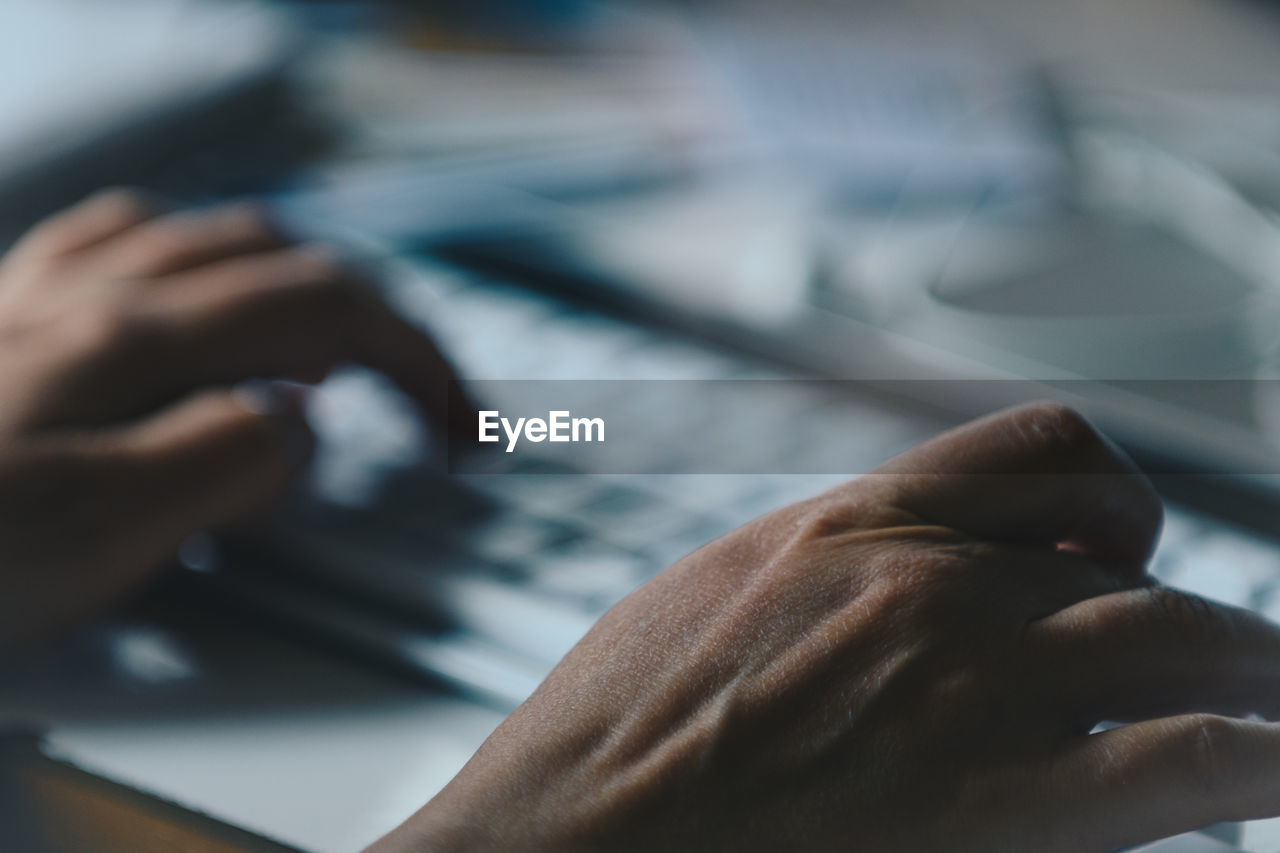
(16, 3), (1280, 850)
(177, 12), (1280, 850)
(148, 238), (1276, 851)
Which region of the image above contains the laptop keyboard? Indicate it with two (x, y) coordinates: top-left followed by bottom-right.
(244, 256), (1280, 685)
(208, 253), (1280, 851)
(253, 257), (934, 667)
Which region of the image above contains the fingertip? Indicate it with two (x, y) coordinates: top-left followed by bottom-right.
(231, 380), (315, 469)
(232, 378), (308, 416)
(117, 388), (315, 538)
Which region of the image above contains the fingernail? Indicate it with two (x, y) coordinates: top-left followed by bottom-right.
(234, 380), (315, 467)
(233, 379), (307, 416)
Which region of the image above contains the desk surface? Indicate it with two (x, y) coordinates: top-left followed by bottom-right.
(1, 734), (302, 853)
(0, 600), (506, 853)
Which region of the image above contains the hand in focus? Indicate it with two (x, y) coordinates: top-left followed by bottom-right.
(0, 190), (466, 649)
(379, 404), (1280, 852)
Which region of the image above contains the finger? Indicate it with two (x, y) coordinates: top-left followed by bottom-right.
(139, 248), (474, 432)
(1030, 584), (1280, 724)
(6, 188), (162, 265)
(857, 403), (1162, 566)
(0, 386), (312, 648)
(978, 545), (1145, 621)
(357, 300), (476, 437)
(873, 529), (1142, 622)
(106, 385), (312, 553)
(85, 202), (286, 279)
(1048, 714), (1280, 850)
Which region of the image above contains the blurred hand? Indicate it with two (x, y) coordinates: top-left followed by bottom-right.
(0, 189), (466, 649)
(376, 404), (1280, 852)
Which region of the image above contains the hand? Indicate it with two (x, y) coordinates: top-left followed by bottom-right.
(0, 189), (467, 649)
(377, 403), (1280, 852)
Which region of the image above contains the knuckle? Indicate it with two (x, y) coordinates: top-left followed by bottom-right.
(133, 227), (195, 269)
(790, 490), (920, 541)
(62, 306), (127, 354)
(889, 544), (984, 614)
(16, 189), (153, 263)
(60, 301), (158, 363)
(787, 499), (858, 542)
(1182, 714), (1238, 801)
(859, 542), (954, 610)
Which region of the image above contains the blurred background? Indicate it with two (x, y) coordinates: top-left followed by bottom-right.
(7, 1), (1280, 851)
(11, 0), (1280, 401)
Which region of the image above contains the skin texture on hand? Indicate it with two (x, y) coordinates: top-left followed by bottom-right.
(0, 189), (468, 650)
(373, 404), (1280, 853)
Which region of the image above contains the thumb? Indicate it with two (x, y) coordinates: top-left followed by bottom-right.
(0, 386), (311, 650)
(108, 383), (313, 554)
